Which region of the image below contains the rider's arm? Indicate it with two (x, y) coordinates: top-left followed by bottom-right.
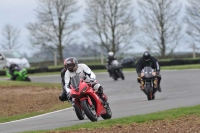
(152, 58), (160, 73)
(60, 68), (66, 88)
(136, 58), (143, 76)
(82, 64), (96, 79)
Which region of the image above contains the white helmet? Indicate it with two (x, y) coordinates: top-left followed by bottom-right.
(108, 51), (114, 56)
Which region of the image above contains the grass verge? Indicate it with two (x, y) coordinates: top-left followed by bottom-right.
(21, 104), (200, 133)
(0, 81), (71, 123)
(0, 80), (61, 88)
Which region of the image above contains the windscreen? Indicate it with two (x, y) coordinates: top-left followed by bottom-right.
(111, 60), (119, 66)
(70, 74), (80, 91)
(142, 66), (154, 78)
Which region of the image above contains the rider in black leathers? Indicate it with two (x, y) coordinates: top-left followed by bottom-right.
(58, 68), (68, 101)
(106, 51), (117, 77)
(58, 58), (69, 102)
(136, 51), (162, 92)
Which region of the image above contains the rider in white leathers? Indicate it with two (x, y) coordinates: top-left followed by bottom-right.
(64, 57), (107, 104)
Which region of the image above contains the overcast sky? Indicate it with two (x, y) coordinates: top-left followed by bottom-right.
(0, 0), (195, 57)
(0, 0), (86, 57)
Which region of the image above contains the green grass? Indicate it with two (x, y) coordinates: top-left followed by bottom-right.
(21, 104), (200, 133)
(0, 80), (61, 88)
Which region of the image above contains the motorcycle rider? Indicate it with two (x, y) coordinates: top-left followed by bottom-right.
(9, 63), (20, 80)
(106, 51), (117, 77)
(136, 51), (162, 93)
(64, 57), (108, 105)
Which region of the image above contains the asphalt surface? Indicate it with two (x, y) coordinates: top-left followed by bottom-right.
(0, 70), (200, 133)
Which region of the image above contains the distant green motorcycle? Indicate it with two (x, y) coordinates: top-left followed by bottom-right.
(6, 68), (31, 82)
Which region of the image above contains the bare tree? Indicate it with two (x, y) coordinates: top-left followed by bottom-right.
(185, 0), (200, 51)
(27, 0), (80, 62)
(137, 0), (182, 58)
(1, 24), (21, 49)
(84, 0), (136, 55)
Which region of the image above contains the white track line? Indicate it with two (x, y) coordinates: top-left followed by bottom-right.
(0, 107), (72, 125)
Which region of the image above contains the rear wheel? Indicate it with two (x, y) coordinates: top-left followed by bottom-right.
(81, 100), (98, 122)
(24, 77), (31, 82)
(73, 104), (85, 120)
(101, 104), (112, 119)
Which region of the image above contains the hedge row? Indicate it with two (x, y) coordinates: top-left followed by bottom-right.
(159, 59), (200, 66)
(0, 65), (106, 76)
(0, 59), (200, 76)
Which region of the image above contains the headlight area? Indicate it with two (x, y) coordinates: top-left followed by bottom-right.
(80, 86), (87, 94)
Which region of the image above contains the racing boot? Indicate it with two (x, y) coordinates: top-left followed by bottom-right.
(97, 86), (109, 107)
(157, 85), (162, 92)
(152, 93), (155, 100)
(59, 89), (68, 101)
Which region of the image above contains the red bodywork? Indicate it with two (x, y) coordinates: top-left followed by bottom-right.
(70, 79), (106, 116)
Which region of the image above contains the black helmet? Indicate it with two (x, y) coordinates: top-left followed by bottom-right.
(143, 51), (151, 61)
(64, 57), (78, 72)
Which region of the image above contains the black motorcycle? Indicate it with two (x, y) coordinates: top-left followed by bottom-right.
(110, 60), (125, 81)
(141, 66), (157, 100)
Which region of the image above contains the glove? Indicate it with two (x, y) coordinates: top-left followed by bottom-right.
(83, 76), (90, 83)
(156, 71), (160, 76)
(84, 78), (96, 84)
(137, 73), (141, 77)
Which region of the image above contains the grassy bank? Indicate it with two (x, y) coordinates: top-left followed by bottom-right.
(22, 104), (200, 133)
(0, 80), (61, 88)
(0, 81), (71, 123)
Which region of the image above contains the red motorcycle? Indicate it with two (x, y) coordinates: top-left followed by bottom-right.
(70, 74), (112, 122)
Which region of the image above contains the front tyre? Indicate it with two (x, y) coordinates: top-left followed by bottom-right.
(146, 83), (153, 100)
(101, 104), (112, 119)
(81, 100), (98, 122)
(112, 71), (118, 81)
(119, 69), (125, 80)
(73, 104), (85, 120)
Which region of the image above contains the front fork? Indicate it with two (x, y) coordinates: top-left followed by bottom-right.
(140, 78), (158, 89)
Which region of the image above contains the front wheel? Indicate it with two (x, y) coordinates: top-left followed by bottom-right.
(73, 104), (85, 120)
(112, 71), (118, 81)
(119, 69), (125, 80)
(101, 104), (112, 119)
(146, 83), (153, 100)
(81, 100), (98, 122)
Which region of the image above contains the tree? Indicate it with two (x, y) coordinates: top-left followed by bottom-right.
(27, 0), (80, 62)
(137, 0), (183, 58)
(185, 0), (200, 52)
(84, 0), (136, 55)
(1, 24), (21, 49)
